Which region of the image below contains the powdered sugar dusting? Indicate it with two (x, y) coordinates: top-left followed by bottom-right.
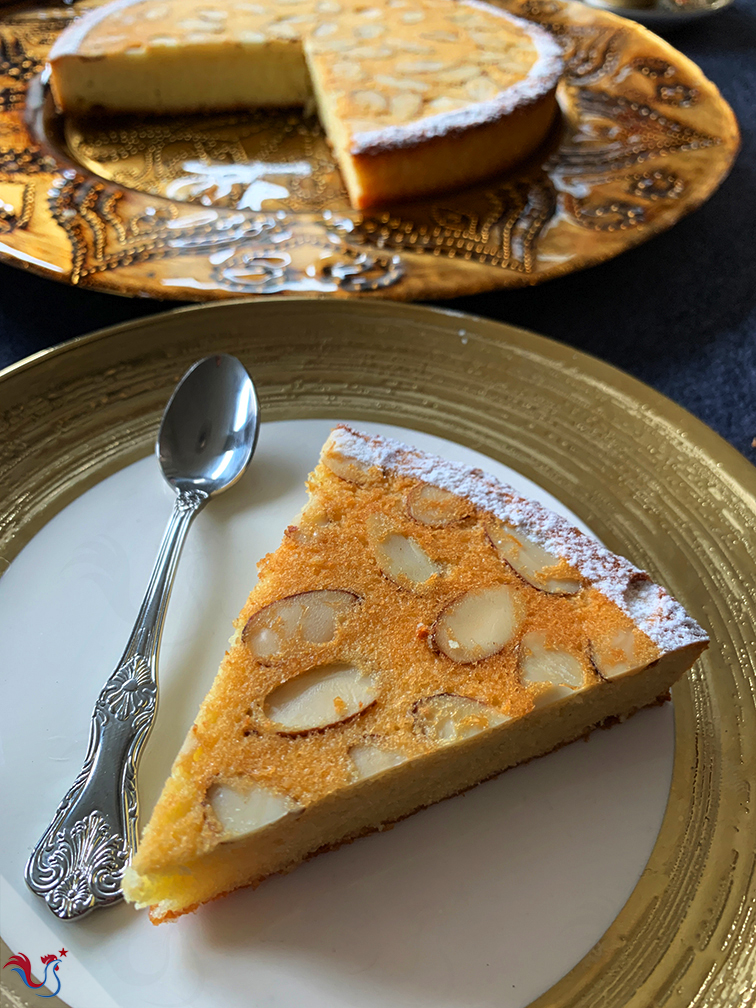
(325, 425), (707, 653)
(350, 6), (563, 156)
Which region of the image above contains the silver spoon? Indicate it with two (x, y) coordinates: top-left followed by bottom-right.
(25, 354), (259, 921)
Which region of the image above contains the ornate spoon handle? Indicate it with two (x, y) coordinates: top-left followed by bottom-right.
(25, 487), (207, 920)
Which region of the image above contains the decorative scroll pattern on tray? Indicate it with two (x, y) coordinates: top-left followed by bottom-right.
(0, 0), (739, 300)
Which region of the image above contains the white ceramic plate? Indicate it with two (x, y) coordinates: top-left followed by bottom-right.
(0, 419), (675, 1008)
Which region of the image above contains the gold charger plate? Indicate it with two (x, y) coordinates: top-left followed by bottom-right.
(1, 299), (755, 1007)
(0, 0), (740, 301)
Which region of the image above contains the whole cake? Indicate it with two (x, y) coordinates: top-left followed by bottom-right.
(47, 0), (564, 208)
(122, 426), (708, 923)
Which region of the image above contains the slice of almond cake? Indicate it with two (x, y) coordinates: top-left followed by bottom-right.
(122, 425), (707, 922)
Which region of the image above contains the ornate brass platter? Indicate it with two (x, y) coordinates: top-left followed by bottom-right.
(1, 299), (755, 1006)
(0, 0), (740, 300)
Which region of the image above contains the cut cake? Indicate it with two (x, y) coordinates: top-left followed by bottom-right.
(122, 425), (708, 922)
(47, 0), (564, 208)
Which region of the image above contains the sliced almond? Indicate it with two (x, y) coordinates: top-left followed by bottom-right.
(590, 628), (641, 680)
(265, 20), (300, 38)
(366, 514), (442, 587)
(421, 30), (459, 42)
(530, 683), (574, 709)
(374, 74), (429, 93)
(426, 96), (466, 114)
(208, 782), (301, 841)
(406, 483), (472, 526)
(476, 52), (517, 64)
(436, 64), (482, 86)
(353, 90), (388, 114)
(390, 92), (423, 120)
(312, 21), (338, 36)
(349, 45), (394, 59)
(178, 17), (224, 32)
(393, 40), (433, 54)
(431, 584), (523, 663)
(354, 23), (385, 38)
(413, 693), (508, 744)
(322, 444), (379, 484)
(349, 742), (408, 780)
(196, 8), (228, 21)
(376, 534), (441, 584)
(397, 59), (446, 74)
(519, 632), (585, 690)
(471, 32), (521, 54)
(263, 663), (378, 732)
(485, 518), (582, 595)
(333, 61), (366, 81)
(465, 76), (500, 102)
(294, 499), (334, 534)
(448, 10), (477, 22)
(427, 95), (467, 113)
(242, 590), (359, 659)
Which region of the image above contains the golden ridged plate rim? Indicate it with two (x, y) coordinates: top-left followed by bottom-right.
(1, 298), (754, 1007)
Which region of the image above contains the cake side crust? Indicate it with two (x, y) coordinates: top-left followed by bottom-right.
(341, 89), (558, 207)
(150, 688), (675, 924)
(135, 640), (702, 923)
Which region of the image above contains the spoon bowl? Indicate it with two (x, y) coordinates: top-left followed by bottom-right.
(158, 354), (259, 497)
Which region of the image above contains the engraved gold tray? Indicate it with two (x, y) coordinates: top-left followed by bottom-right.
(1, 299), (755, 1006)
(0, 0), (740, 300)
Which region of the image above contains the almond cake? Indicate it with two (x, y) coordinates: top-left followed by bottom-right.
(47, 0), (564, 208)
(121, 425), (708, 922)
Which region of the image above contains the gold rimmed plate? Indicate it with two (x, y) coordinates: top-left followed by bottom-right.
(0, 0), (740, 300)
(0, 299), (754, 1007)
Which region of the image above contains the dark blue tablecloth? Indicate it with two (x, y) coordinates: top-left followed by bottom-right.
(1, 1), (754, 464)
